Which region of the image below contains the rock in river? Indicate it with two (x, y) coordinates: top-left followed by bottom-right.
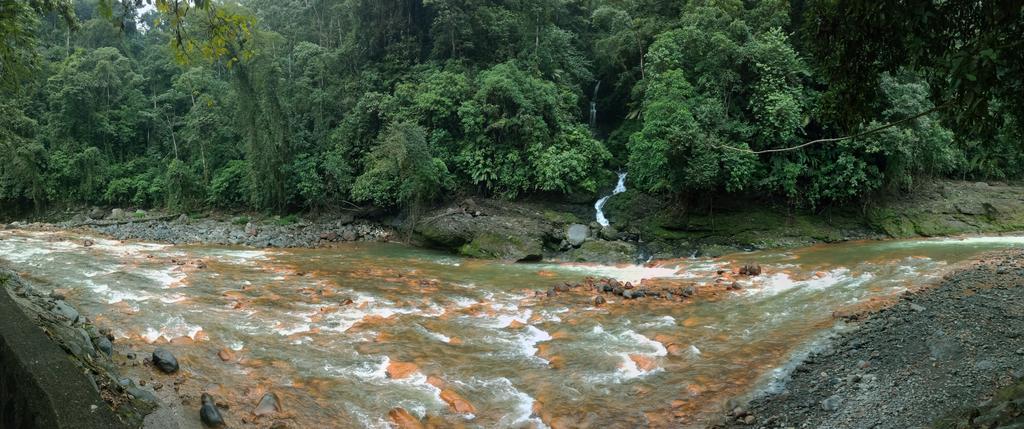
(94, 336), (113, 356)
(200, 393), (226, 427)
(152, 347), (180, 373)
(254, 392), (282, 417)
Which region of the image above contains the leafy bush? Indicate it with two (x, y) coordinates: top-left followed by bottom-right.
(352, 122), (452, 209)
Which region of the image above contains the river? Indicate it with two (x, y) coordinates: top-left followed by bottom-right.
(1, 230), (1022, 428)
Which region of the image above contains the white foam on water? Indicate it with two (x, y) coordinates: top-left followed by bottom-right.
(516, 325), (553, 357)
(106, 289), (151, 304)
(349, 355), (390, 381)
(891, 235), (1024, 247)
(229, 341), (244, 351)
(82, 279), (111, 294)
(623, 331), (668, 357)
(614, 353), (663, 379)
(550, 263), (683, 284)
(138, 268), (186, 288)
(490, 308), (533, 329)
(463, 377), (546, 428)
(755, 269), (873, 295)
(274, 323), (312, 336)
(592, 325), (605, 334)
(0, 244), (54, 263)
(140, 316), (203, 343)
(208, 249), (268, 263)
(90, 239), (168, 255)
(159, 294), (187, 304)
(425, 330), (451, 343)
(640, 315), (676, 328)
(688, 345), (702, 357)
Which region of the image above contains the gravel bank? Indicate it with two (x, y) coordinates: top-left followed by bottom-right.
(718, 250), (1024, 429)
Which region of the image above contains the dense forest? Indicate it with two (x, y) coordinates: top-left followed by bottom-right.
(1, 0), (1022, 216)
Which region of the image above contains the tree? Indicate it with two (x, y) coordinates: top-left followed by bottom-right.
(351, 122), (451, 210)
(805, 0), (1024, 131)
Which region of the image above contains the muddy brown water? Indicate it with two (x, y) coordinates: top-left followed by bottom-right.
(1, 230), (1022, 428)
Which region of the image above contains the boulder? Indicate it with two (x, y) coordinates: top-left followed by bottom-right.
(458, 232), (543, 262)
(253, 392), (281, 417)
(152, 348), (180, 373)
(599, 226), (620, 241)
(110, 208), (126, 220)
(739, 264), (762, 276)
(565, 240), (638, 264)
(88, 207), (107, 220)
(200, 393), (226, 427)
(566, 224), (589, 247)
(53, 300), (80, 324)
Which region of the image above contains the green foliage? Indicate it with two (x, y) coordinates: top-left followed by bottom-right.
(165, 159), (203, 210)
(457, 62), (608, 198)
(0, 0), (1020, 217)
(209, 160), (252, 209)
(352, 122), (451, 209)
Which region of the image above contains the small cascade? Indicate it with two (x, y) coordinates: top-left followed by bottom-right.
(595, 172), (627, 227)
(589, 81), (601, 129)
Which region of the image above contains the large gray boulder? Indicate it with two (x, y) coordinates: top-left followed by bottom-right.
(566, 224), (589, 247)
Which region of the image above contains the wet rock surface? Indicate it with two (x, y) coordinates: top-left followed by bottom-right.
(152, 348), (180, 374)
(718, 250), (1024, 429)
(0, 269), (156, 427)
(199, 393), (225, 427)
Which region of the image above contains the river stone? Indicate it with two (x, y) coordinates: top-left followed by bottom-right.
(152, 348), (180, 373)
(94, 336), (113, 356)
(821, 394), (843, 411)
(111, 208), (126, 220)
(53, 300), (80, 324)
(254, 392), (282, 416)
(566, 224), (589, 247)
(200, 393), (226, 427)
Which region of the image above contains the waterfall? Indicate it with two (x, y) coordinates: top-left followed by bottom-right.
(589, 81), (601, 129)
(595, 172), (627, 227)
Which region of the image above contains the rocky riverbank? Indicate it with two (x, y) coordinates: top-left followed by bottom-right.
(5, 180), (1023, 264)
(716, 249), (1024, 429)
(0, 269), (158, 427)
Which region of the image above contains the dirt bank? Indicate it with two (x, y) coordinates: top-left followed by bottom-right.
(716, 249), (1024, 429)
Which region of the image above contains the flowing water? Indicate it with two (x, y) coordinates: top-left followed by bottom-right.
(1, 230), (1023, 428)
(595, 172), (627, 227)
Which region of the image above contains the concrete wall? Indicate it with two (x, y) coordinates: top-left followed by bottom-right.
(0, 286), (126, 429)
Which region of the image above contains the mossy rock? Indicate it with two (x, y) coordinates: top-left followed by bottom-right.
(542, 210), (580, 225)
(564, 240), (638, 264)
(459, 232), (543, 262)
(415, 222), (471, 248)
